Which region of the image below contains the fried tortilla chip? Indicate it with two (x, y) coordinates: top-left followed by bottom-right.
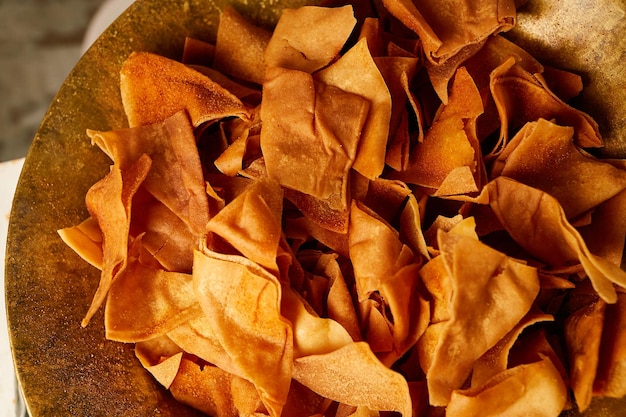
(58, 216), (103, 270)
(489, 56), (603, 156)
(213, 6), (272, 85)
(378, 263), (430, 365)
(260, 67), (368, 210)
(595, 293), (626, 398)
(169, 358), (242, 417)
(193, 249), (293, 417)
(446, 356), (567, 417)
(390, 67), (483, 193)
(293, 342), (412, 416)
(166, 316), (236, 377)
(206, 177), (283, 274)
(105, 259), (202, 342)
(492, 118), (626, 219)
(426, 229), (540, 406)
(264, 5), (357, 74)
(134, 335), (184, 389)
(88, 111), (210, 237)
(130, 192), (196, 273)
(471, 308), (554, 388)
(565, 298), (606, 411)
(316, 38), (391, 179)
(381, 0), (517, 66)
(281, 285), (353, 358)
(483, 176), (626, 303)
(120, 51), (250, 127)
(349, 200), (415, 301)
(82, 153), (152, 327)
(579, 187), (626, 269)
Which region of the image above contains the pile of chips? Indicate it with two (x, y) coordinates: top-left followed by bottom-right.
(58, 1), (626, 416)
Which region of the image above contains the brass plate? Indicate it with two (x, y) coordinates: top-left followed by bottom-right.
(5, 0), (626, 416)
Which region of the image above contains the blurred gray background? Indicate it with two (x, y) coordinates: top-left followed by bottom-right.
(0, 0), (108, 162)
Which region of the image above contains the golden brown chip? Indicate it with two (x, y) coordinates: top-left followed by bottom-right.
(281, 285), (353, 358)
(390, 67), (483, 194)
(595, 293), (626, 398)
(193, 249), (293, 416)
(492, 118), (626, 219)
(293, 342), (412, 416)
(206, 177), (283, 274)
(565, 298), (606, 411)
(260, 67), (368, 210)
(484, 176), (626, 303)
(58, 216), (103, 270)
(316, 38), (391, 179)
(349, 200), (415, 301)
(130, 192), (196, 273)
(88, 111), (210, 237)
(426, 229), (540, 406)
(120, 51), (250, 127)
(471, 308), (553, 388)
(104, 259), (202, 342)
(264, 5), (357, 73)
(169, 358), (241, 417)
(82, 153), (152, 327)
(134, 335), (184, 389)
(489, 56), (603, 156)
(446, 356), (567, 417)
(381, 0), (517, 66)
(579, 188), (626, 268)
(213, 6), (272, 85)
(378, 263), (430, 366)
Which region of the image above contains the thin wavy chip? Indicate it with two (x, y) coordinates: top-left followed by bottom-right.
(193, 249), (293, 417)
(81, 153), (152, 327)
(130, 192), (196, 273)
(58, 216), (103, 270)
(281, 285), (353, 358)
(381, 0), (517, 66)
(120, 51), (250, 127)
(214, 6), (272, 85)
(579, 187), (626, 269)
(166, 316), (237, 377)
(426, 229), (540, 406)
(260, 67), (368, 210)
(489, 56), (603, 156)
(316, 38), (391, 179)
(471, 308), (554, 388)
(565, 297), (606, 411)
(595, 293), (626, 398)
(349, 200), (415, 301)
(264, 5), (356, 73)
(169, 358), (243, 417)
(134, 335), (184, 389)
(493, 118), (626, 219)
(391, 67), (483, 192)
(378, 263), (430, 366)
(293, 342), (412, 416)
(206, 177), (283, 274)
(446, 356), (567, 417)
(104, 259), (202, 342)
(484, 176), (626, 303)
(88, 111), (209, 237)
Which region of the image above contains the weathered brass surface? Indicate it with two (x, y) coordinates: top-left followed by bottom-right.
(5, 0), (626, 416)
